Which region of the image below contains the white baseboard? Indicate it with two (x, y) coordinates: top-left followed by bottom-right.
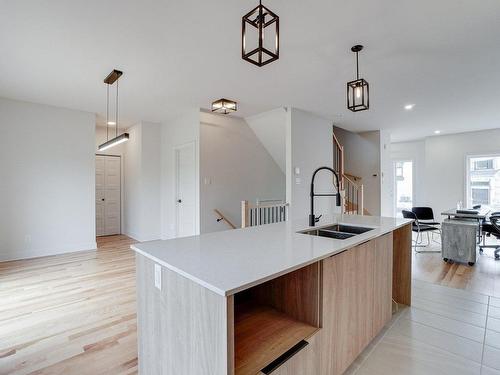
(124, 230), (160, 243)
(0, 241), (97, 262)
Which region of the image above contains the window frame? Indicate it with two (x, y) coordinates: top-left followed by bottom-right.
(465, 153), (500, 208)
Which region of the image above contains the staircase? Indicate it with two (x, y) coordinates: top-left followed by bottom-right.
(333, 129), (365, 215)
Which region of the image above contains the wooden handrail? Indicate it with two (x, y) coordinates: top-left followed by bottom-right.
(344, 172), (362, 182)
(343, 174), (356, 185)
(214, 209), (237, 229)
(332, 131), (342, 149)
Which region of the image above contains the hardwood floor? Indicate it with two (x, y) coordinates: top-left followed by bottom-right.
(412, 235), (500, 297)
(2, 234), (500, 374)
(0, 235), (138, 375)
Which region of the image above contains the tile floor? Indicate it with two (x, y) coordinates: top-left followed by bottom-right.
(345, 279), (500, 375)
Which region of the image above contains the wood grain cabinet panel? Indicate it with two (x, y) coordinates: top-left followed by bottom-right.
(258, 333), (320, 375)
(393, 223), (412, 305)
(320, 234), (393, 375)
(136, 254), (231, 375)
(373, 233), (394, 335)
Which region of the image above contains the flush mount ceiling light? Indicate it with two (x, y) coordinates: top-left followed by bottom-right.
(404, 104), (415, 110)
(242, 0), (279, 67)
(434, 130), (441, 134)
(212, 98), (237, 114)
(98, 69), (129, 152)
(347, 45), (369, 112)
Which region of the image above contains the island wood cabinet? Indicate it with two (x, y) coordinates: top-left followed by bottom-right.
(319, 233), (393, 375)
(135, 224), (411, 375)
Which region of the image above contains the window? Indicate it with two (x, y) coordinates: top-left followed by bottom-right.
(395, 162), (404, 178)
(473, 159), (494, 171)
(467, 155), (500, 208)
(471, 181), (490, 205)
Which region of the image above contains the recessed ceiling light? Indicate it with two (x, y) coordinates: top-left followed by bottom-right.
(107, 121), (116, 125)
(404, 104), (415, 110)
(434, 130), (441, 134)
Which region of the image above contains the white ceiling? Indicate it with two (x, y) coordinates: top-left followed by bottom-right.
(1, 0), (499, 142)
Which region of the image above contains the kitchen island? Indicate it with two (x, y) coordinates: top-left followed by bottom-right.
(132, 214), (412, 375)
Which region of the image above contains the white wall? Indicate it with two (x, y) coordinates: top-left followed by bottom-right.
(334, 127), (382, 216)
(124, 124), (142, 239)
(200, 112), (285, 232)
(391, 129), (500, 220)
(286, 108), (341, 223)
(379, 130), (393, 217)
(161, 109), (200, 239)
(245, 108), (287, 173)
(0, 98), (96, 261)
(123, 122), (162, 241)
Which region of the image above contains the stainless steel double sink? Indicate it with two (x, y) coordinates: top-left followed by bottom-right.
(299, 224), (374, 240)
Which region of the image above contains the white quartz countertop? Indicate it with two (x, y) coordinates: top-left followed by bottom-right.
(132, 214), (412, 297)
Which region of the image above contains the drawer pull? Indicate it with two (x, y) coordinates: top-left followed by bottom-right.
(261, 340), (309, 374)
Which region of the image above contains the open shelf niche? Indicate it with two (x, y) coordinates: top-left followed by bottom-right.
(231, 262), (322, 375)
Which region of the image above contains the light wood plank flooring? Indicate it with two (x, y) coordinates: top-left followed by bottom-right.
(2, 234), (500, 374)
(412, 236), (500, 297)
(0, 235), (138, 375)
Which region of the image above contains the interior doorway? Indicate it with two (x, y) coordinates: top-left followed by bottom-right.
(96, 154), (121, 236)
(393, 160), (414, 217)
(175, 142), (197, 238)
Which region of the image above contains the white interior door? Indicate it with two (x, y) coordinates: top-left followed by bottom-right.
(96, 155), (121, 236)
(175, 143), (197, 238)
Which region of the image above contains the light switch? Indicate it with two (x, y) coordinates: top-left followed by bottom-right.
(154, 264), (162, 290)
(294, 167), (300, 175)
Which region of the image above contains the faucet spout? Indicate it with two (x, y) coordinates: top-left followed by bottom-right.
(309, 166), (342, 227)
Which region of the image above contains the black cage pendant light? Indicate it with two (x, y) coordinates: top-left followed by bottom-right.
(242, 0), (279, 67)
(98, 69), (130, 151)
(347, 45), (369, 112)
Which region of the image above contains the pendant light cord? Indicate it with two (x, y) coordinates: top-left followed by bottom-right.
(115, 78), (119, 138)
(106, 84), (109, 141)
(356, 51), (360, 80)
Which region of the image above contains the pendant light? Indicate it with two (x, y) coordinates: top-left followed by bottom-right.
(98, 69), (129, 151)
(211, 98), (237, 114)
(347, 45), (369, 112)
(242, 0), (279, 67)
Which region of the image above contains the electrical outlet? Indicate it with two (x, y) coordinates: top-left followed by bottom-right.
(295, 177), (301, 185)
(154, 264), (162, 290)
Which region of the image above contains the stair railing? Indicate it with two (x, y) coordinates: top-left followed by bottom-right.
(343, 175), (364, 215)
(332, 131), (345, 190)
(333, 128), (364, 215)
(241, 200), (289, 228)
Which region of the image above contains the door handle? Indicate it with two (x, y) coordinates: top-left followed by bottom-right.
(261, 340), (309, 374)
(101, 198), (105, 201)
(177, 199), (182, 203)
